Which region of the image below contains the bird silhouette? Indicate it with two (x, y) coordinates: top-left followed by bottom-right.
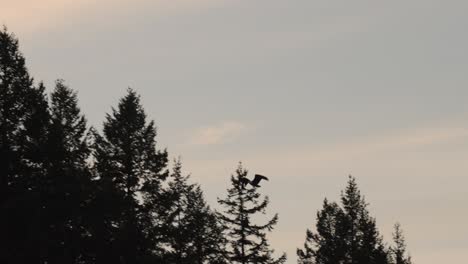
(240, 174), (269, 188)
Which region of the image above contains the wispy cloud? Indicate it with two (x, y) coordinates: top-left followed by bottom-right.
(179, 124), (468, 180)
(249, 126), (468, 167)
(189, 121), (247, 146)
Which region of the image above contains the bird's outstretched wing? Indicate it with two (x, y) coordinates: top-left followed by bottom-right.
(251, 174), (269, 186)
(240, 177), (250, 187)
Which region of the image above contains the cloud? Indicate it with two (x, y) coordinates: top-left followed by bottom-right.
(179, 124), (468, 181)
(248, 125), (468, 167)
(189, 121), (247, 146)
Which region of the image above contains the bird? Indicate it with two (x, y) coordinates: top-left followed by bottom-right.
(240, 174), (269, 188)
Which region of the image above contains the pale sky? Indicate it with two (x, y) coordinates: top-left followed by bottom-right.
(2, 1), (468, 263)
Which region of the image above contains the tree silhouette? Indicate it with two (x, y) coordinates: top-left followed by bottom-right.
(0, 26), (50, 264)
(390, 223), (412, 264)
(298, 176), (389, 264)
(42, 80), (92, 264)
(163, 159), (227, 264)
(297, 199), (347, 264)
(91, 89), (169, 263)
(218, 164), (286, 264)
(341, 176), (388, 264)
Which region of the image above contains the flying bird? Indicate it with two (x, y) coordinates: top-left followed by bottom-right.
(240, 174), (269, 188)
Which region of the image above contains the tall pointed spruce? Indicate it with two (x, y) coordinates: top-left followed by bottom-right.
(390, 223), (412, 264)
(43, 80), (92, 264)
(298, 176), (390, 264)
(218, 164), (286, 264)
(297, 199), (347, 264)
(92, 89), (168, 263)
(341, 176), (388, 264)
(163, 159), (227, 264)
(0, 26), (50, 264)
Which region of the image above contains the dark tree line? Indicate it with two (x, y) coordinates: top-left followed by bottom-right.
(0, 27), (413, 264)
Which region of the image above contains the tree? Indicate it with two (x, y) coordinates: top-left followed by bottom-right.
(163, 159), (227, 264)
(390, 223), (412, 264)
(0, 26), (50, 264)
(43, 80), (92, 264)
(297, 176), (390, 264)
(341, 176), (388, 264)
(297, 199), (347, 264)
(187, 187), (228, 264)
(91, 88), (169, 263)
(218, 163), (286, 264)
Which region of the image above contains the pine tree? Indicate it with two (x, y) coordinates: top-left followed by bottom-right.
(163, 159), (227, 264)
(91, 88), (168, 263)
(0, 26), (50, 264)
(390, 223), (412, 264)
(187, 187), (228, 264)
(340, 176), (388, 264)
(43, 80), (92, 264)
(297, 176), (390, 264)
(218, 163), (286, 264)
(297, 199), (347, 264)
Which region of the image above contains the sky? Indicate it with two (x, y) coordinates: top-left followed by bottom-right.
(2, 0), (468, 263)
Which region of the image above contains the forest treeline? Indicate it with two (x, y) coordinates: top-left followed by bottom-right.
(0, 28), (412, 264)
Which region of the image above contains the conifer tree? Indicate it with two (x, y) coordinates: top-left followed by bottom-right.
(187, 187), (228, 264)
(341, 176), (388, 264)
(390, 223), (412, 264)
(91, 89), (168, 263)
(0, 26), (50, 264)
(297, 199), (347, 264)
(43, 80), (92, 264)
(163, 159), (227, 264)
(218, 164), (286, 264)
(297, 176), (390, 264)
